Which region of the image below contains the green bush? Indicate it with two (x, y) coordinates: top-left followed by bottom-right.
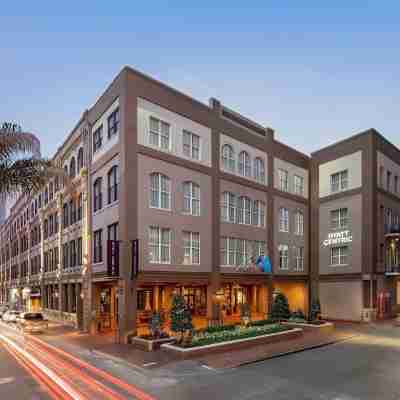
(270, 293), (291, 322)
(197, 324), (238, 334)
(248, 319), (276, 327)
(184, 324), (291, 348)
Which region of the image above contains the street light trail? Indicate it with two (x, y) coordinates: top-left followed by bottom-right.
(28, 334), (157, 400)
(1, 341), (72, 400)
(25, 338), (128, 400)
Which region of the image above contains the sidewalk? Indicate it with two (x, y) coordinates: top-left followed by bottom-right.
(35, 322), (360, 372)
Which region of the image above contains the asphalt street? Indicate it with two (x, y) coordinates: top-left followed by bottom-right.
(0, 340), (50, 399)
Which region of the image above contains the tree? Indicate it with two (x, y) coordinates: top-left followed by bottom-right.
(309, 298), (321, 321)
(0, 122), (61, 199)
(270, 292), (291, 322)
(170, 294), (193, 344)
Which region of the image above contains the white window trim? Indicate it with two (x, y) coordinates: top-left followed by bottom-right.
(182, 182), (201, 216)
(330, 246), (348, 266)
(149, 116), (171, 151)
(149, 173), (172, 211)
(183, 231), (200, 265)
(278, 244), (289, 270)
(279, 207), (289, 232)
(182, 130), (201, 161)
(294, 211), (304, 236)
(148, 226), (171, 264)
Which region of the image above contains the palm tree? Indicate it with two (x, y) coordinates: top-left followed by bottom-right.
(0, 123), (62, 199)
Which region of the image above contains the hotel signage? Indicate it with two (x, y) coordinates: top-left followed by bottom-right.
(322, 230), (353, 247)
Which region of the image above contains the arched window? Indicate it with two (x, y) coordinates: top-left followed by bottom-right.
(182, 181), (200, 216)
(254, 157), (265, 183)
(55, 176), (59, 192)
(252, 200), (266, 227)
(237, 196), (252, 225)
(107, 166), (118, 204)
(221, 192), (236, 223)
(221, 144), (235, 172)
(93, 177), (103, 212)
(63, 165), (68, 187)
(150, 173), (171, 209)
(279, 207), (289, 232)
(77, 148), (84, 171)
(69, 157), (76, 179)
(238, 151), (251, 177)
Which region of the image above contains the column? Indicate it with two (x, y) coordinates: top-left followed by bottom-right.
(27, 224), (31, 283)
(68, 283), (74, 313)
(251, 285), (258, 314)
(153, 286), (160, 312)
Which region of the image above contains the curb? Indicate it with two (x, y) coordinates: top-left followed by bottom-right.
(233, 333), (360, 369)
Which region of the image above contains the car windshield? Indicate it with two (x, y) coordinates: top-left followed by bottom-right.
(23, 313), (43, 320)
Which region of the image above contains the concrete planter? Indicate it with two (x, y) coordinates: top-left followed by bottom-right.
(132, 336), (176, 351)
(283, 321), (334, 333)
(161, 328), (303, 359)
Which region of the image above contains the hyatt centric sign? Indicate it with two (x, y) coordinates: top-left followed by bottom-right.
(323, 230), (353, 247)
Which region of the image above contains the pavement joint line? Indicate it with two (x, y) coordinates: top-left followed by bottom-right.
(231, 333), (361, 369)
(142, 362), (158, 367)
(0, 333), (83, 400)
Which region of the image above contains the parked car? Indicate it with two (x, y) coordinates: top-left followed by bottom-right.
(17, 312), (48, 333)
(2, 310), (20, 323)
(0, 305), (9, 317)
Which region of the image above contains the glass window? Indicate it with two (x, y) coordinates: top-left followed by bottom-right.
(331, 170), (348, 193)
(254, 157), (265, 183)
(93, 178), (102, 212)
(294, 175), (304, 196)
(149, 116), (170, 150)
(107, 108), (120, 138)
(237, 196), (252, 225)
(295, 211), (304, 235)
(107, 223), (119, 241)
(150, 173), (171, 210)
(295, 247), (304, 271)
(183, 181), (200, 216)
(279, 244), (289, 270)
(107, 166), (118, 204)
(77, 147), (84, 171)
(149, 227), (171, 263)
(183, 231), (200, 264)
(279, 207), (289, 232)
(93, 125), (103, 153)
(69, 157), (76, 179)
(182, 130), (200, 160)
(238, 151), (251, 177)
(221, 192), (236, 223)
(252, 200), (266, 227)
(330, 246), (348, 266)
(331, 208), (348, 229)
(93, 229), (103, 263)
(278, 169), (289, 192)
(221, 144), (235, 172)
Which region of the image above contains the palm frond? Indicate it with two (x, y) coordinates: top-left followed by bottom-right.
(0, 130), (41, 161)
(0, 157), (64, 201)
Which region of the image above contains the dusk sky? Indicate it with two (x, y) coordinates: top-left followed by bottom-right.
(1, 1), (399, 157)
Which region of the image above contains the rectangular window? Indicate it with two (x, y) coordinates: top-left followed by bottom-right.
(295, 212), (304, 236)
(93, 229), (103, 263)
(183, 231), (200, 265)
(107, 223), (119, 242)
(182, 130), (200, 160)
(330, 170), (348, 193)
(77, 238), (82, 266)
(279, 208), (289, 232)
(278, 169), (289, 192)
(330, 208), (348, 229)
(294, 175), (304, 196)
(149, 117), (170, 150)
(387, 171), (392, 192)
(279, 244), (289, 270)
(93, 125), (103, 153)
(107, 108), (119, 138)
(149, 227), (171, 263)
(330, 246), (348, 266)
(295, 247), (304, 271)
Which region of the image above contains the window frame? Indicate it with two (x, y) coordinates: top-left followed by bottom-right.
(238, 151), (251, 177)
(182, 130), (200, 160)
(279, 207), (289, 232)
(150, 173), (171, 210)
(279, 244), (289, 270)
(93, 229), (103, 264)
(148, 226), (171, 264)
(330, 246), (348, 266)
(183, 231), (200, 265)
(107, 107), (120, 139)
(93, 125), (103, 153)
(182, 181), (200, 216)
(149, 116), (171, 151)
(221, 144), (235, 172)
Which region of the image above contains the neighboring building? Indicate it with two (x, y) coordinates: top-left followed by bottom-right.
(0, 66), (398, 339)
(310, 131), (400, 321)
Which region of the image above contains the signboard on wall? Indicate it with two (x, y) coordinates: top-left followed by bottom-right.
(322, 230), (353, 247)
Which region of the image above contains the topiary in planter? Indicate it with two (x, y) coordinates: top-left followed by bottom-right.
(148, 311), (165, 339)
(270, 292), (291, 322)
(170, 294), (193, 345)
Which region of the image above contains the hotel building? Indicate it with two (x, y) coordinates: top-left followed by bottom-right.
(0, 66), (398, 339)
